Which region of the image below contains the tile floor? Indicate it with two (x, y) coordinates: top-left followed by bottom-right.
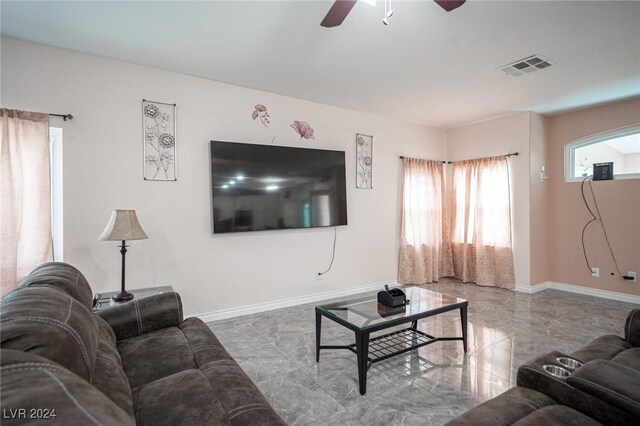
(207, 279), (637, 425)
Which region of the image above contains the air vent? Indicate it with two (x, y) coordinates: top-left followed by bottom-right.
(498, 54), (553, 77)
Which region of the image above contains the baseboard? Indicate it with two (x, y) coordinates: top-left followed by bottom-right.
(514, 281), (640, 304)
(198, 279), (637, 323)
(196, 280), (396, 323)
(513, 283), (548, 294)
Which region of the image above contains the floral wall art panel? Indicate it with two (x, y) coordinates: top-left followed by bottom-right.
(143, 99), (176, 181)
(356, 133), (373, 189)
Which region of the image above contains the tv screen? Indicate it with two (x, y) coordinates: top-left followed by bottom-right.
(210, 141), (348, 233)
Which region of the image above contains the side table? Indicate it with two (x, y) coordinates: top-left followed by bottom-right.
(93, 285), (174, 312)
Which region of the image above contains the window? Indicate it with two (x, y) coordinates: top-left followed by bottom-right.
(451, 158), (511, 246)
(50, 127), (63, 261)
(566, 125), (640, 181)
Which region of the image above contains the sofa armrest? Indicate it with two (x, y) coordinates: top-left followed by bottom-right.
(566, 359), (640, 418)
(625, 308), (640, 346)
(96, 292), (183, 340)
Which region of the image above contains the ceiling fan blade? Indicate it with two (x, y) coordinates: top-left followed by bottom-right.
(321, 0), (358, 28)
(434, 0), (466, 12)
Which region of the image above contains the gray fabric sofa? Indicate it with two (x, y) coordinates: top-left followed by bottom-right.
(447, 308), (640, 425)
(0, 262), (285, 425)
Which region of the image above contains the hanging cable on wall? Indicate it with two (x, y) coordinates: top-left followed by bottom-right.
(317, 226), (338, 276)
(580, 175), (597, 273)
(581, 175), (633, 280)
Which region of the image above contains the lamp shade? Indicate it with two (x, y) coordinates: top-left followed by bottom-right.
(98, 210), (148, 241)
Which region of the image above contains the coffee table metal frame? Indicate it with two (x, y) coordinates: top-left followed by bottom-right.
(315, 297), (468, 395)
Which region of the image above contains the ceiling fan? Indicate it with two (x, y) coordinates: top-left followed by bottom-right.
(321, 0), (466, 28)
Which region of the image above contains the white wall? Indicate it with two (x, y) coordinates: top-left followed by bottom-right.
(445, 113), (531, 286)
(1, 37), (445, 316)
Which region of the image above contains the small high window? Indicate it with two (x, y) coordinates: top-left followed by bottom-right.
(566, 125), (640, 181)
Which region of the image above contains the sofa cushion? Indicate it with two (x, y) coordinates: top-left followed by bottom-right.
(178, 317), (234, 366)
(567, 360), (640, 418)
(200, 358), (286, 425)
(445, 387), (557, 426)
(625, 309), (640, 347)
(0, 349), (134, 425)
(132, 369), (230, 426)
(511, 405), (602, 426)
(92, 315), (135, 416)
(98, 292), (183, 340)
(570, 334), (631, 363)
(17, 262), (93, 309)
(611, 347), (640, 371)
(118, 326), (197, 388)
(0, 285), (99, 382)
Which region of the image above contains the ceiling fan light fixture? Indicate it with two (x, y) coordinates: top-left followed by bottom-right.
(382, 0), (394, 25)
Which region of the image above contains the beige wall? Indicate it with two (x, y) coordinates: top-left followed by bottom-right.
(546, 98), (640, 295)
(3, 36), (637, 312)
(445, 112), (532, 287)
(529, 112), (550, 285)
(1, 37), (445, 316)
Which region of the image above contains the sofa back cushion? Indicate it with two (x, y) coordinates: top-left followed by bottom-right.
(17, 262), (94, 309)
(1, 349), (135, 425)
(92, 315), (135, 416)
(0, 285), (99, 382)
(625, 309), (640, 347)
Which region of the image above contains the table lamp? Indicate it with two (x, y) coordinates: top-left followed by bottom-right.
(98, 210), (148, 301)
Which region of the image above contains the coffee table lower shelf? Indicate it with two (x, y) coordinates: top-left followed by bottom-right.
(320, 325), (463, 369)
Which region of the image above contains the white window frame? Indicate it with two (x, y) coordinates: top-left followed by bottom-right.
(565, 124), (640, 182)
(50, 127), (64, 261)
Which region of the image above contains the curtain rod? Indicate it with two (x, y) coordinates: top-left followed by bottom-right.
(49, 113), (73, 121)
(399, 156), (452, 164)
(399, 152), (519, 164)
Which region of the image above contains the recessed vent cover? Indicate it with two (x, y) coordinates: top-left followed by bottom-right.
(498, 54), (553, 77)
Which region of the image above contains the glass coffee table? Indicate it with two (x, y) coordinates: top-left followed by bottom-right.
(315, 286), (468, 395)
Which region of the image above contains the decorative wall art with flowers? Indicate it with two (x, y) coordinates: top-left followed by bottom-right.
(356, 134), (373, 189)
(250, 103), (316, 144)
(143, 99), (176, 181)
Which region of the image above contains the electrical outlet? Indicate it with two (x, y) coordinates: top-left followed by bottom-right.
(591, 267), (599, 277)
(627, 271), (637, 282)
(316, 272), (323, 281)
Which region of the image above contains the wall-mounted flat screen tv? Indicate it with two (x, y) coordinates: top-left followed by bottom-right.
(210, 141), (348, 233)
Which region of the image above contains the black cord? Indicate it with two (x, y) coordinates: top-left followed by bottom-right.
(318, 226), (337, 276)
(580, 175), (596, 274)
(588, 179), (625, 279)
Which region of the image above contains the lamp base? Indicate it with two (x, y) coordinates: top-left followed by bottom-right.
(112, 290), (134, 302)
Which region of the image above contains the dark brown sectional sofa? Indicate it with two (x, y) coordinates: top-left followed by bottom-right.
(447, 308), (640, 425)
(0, 262), (285, 425)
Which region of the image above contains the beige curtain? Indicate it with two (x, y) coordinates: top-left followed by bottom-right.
(398, 158), (453, 284)
(450, 156), (515, 288)
(1, 109), (52, 295)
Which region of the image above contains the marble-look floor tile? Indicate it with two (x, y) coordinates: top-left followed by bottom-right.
(346, 382), (462, 426)
(253, 369), (344, 426)
(414, 360), (514, 410)
(207, 278), (638, 425)
(311, 409), (364, 425)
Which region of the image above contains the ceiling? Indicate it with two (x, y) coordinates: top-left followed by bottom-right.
(604, 133), (640, 154)
(1, 0), (639, 128)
